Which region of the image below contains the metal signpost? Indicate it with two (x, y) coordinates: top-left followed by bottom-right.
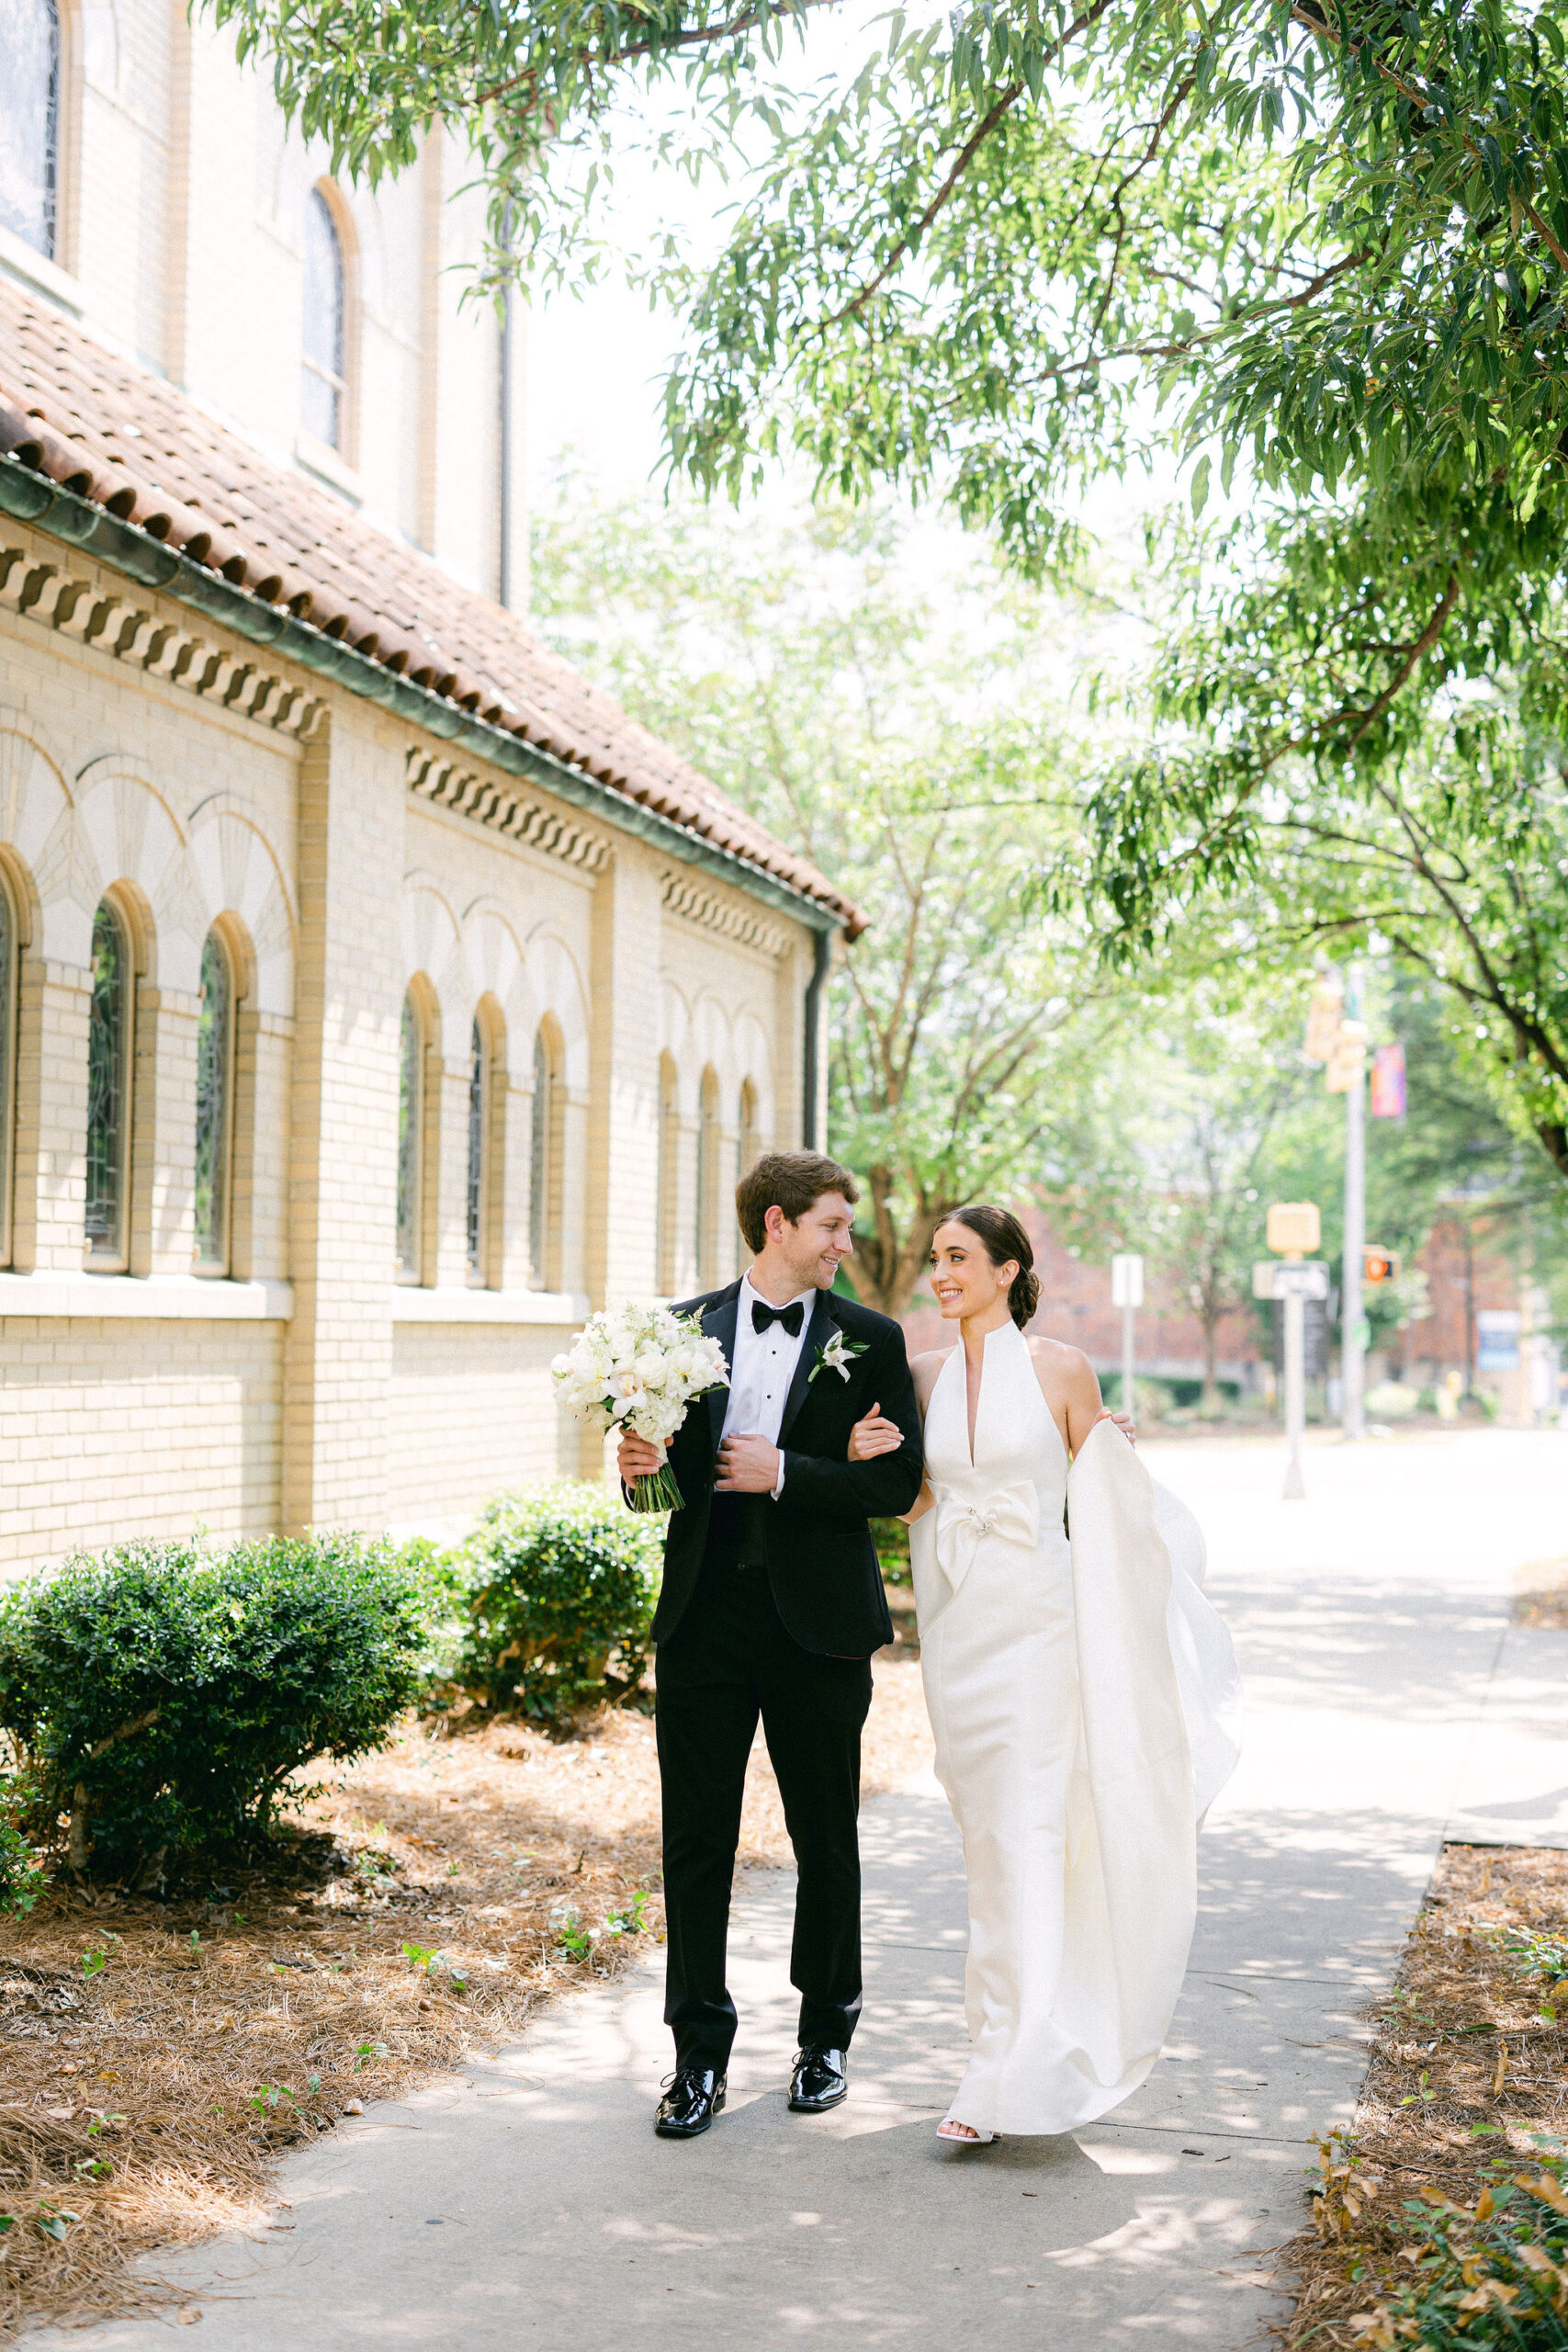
(1257, 1200), (1325, 1501)
(1325, 966), (1370, 1442)
(1111, 1252), (1144, 1417)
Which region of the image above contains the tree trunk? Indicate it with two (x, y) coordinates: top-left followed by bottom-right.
(1200, 1299), (1223, 1414)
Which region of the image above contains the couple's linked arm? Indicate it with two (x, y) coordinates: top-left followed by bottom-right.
(776, 1325), (924, 1522)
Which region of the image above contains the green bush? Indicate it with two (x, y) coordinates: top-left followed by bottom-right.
(0, 1534), (429, 1882)
(871, 1517), (911, 1589)
(1354, 2161), (1568, 2347)
(451, 1482), (662, 1724)
(0, 1773), (49, 1915)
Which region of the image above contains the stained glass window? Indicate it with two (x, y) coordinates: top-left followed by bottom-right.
(301, 188), (345, 448)
(0, 0), (59, 258)
(396, 994), (423, 1279)
(193, 931), (231, 1271)
(85, 899), (130, 1265)
(529, 1026), (553, 1289)
(466, 1018), (488, 1283)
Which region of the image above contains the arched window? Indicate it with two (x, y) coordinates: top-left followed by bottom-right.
(396, 989), (424, 1281)
(694, 1065), (720, 1288)
(528, 1023), (561, 1290)
(0, 0), (60, 258)
(193, 928), (233, 1272)
(656, 1052), (679, 1296)
(466, 1018), (487, 1280)
(301, 187), (346, 449)
(85, 897), (133, 1269)
(739, 1078), (760, 1187)
(466, 1004), (506, 1288)
(0, 865), (17, 1268)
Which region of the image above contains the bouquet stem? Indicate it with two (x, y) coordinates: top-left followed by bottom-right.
(628, 1461), (683, 1514)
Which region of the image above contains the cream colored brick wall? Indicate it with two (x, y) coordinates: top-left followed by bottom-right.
(9, 1), (506, 586)
(0, 1317), (284, 1572)
(0, 94), (827, 1574)
(386, 1326), (572, 1532)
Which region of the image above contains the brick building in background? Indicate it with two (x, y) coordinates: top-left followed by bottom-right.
(901, 1208), (1560, 1422)
(0, 0), (855, 1572)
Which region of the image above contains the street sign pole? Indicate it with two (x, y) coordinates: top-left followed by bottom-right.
(1111, 1253), (1144, 1418)
(1258, 1205), (1325, 1504)
(1282, 1289), (1307, 1500)
(1342, 961), (1367, 1442)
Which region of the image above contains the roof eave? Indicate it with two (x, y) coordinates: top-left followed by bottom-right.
(0, 452), (859, 939)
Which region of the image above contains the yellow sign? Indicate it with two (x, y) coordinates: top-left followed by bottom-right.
(1303, 977), (1345, 1065)
(1325, 1018), (1370, 1093)
(1267, 1201), (1322, 1256)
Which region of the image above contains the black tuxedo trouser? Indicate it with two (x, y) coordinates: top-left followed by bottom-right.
(655, 1548), (873, 2072)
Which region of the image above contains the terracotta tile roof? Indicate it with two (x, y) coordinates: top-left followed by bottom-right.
(0, 277), (862, 934)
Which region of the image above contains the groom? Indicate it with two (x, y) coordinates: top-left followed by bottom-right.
(618, 1151), (923, 2141)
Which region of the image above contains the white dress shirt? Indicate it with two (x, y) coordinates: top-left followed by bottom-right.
(722, 1272), (817, 1497)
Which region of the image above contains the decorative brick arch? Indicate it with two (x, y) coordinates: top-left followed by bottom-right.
(185, 797), (297, 1016)
(0, 718), (70, 944)
(459, 899), (530, 1078)
(735, 1012), (777, 1141)
(400, 875), (463, 1035)
(66, 760), (189, 983)
(525, 927), (590, 1092)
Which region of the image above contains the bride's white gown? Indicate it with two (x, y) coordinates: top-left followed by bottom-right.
(909, 1321), (1242, 2138)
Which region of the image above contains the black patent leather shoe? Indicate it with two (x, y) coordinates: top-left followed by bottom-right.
(789, 2046), (848, 2113)
(655, 2066), (727, 2139)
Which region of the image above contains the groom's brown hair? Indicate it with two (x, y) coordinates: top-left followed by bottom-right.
(736, 1150), (860, 1254)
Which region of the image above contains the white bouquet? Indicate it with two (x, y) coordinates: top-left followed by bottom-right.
(551, 1302), (729, 1513)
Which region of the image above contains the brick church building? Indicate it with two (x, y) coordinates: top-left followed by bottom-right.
(0, 0), (856, 1571)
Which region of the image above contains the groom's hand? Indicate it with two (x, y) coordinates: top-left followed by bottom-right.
(618, 1432), (665, 1482)
(715, 1432), (782, 1492)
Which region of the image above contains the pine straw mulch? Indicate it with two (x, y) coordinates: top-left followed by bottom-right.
(0, 1645), (933, 2340)
(1276, 1841), (1568, 2347)
(1515, 1556), (1568, 1629)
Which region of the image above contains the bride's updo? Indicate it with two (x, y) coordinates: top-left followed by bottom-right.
(945, 1205), (1040, 1329)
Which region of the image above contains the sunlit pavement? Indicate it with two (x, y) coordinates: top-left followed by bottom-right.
(36, 1429), (1568, 2350)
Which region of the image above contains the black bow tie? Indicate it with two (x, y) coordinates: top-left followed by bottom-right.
(751, 1297), (805, 1337)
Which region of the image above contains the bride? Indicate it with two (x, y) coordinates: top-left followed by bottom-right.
(849, 1205), (1240, 2146)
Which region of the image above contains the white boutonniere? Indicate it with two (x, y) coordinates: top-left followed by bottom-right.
(809, 1329), (867, 1384)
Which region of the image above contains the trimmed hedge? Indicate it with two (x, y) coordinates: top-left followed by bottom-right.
(451, 1483), (662, 1725)
(0, 1534), (429, 1882)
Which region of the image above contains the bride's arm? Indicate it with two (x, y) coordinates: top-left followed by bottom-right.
(847, 1349), (943, 1521)
(1027, 1338), (1131, 1459)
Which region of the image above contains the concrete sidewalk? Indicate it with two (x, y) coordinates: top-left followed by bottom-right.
(31, 1429), (1568, 2349)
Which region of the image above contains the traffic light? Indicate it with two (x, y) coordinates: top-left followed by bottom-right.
(1363, 1247), (1399, 1285)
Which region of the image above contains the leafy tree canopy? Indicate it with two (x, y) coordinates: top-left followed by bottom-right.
(205, 0), (1568, 566)
(531, 474), (1134, 1310)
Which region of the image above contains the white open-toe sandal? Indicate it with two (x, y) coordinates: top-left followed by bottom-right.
(936, 2118), (998, 2145)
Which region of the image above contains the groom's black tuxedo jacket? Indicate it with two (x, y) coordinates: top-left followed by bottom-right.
(651, 1280), (923, 1658)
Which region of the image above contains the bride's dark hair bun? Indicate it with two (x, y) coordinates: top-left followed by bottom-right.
(946, 1205), (1040, 1329)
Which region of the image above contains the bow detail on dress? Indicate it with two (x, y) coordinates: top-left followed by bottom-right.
(933, 1479), (1041, 1594)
